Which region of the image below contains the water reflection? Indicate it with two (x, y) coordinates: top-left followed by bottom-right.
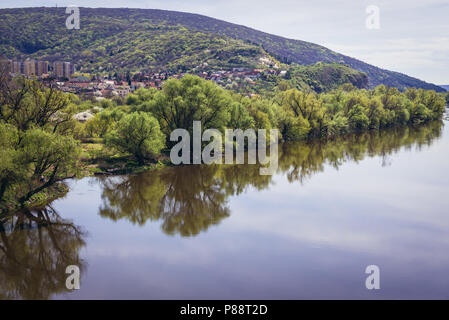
(99, 164), (273, 236)
(279, 121), (442, 183)
(0, 207), (86, 299)
(98, 121), (443, 236)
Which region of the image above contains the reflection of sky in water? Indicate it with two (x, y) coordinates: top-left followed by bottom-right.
(51, 123), (449, 299)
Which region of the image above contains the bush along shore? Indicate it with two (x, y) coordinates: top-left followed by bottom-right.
(1, 72), (447, 212)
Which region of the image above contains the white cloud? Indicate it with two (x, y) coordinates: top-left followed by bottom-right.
(326, 37), (449, 83)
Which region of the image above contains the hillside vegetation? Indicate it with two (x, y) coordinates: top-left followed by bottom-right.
(0, 7), (444, 92)
(0, 8), (267, 73)
(285, 63), (369, 93)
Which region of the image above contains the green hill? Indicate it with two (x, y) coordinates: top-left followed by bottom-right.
(0, 8), (269, 73)
(0, 7), (443, 92)
(286, 63), (369, 93)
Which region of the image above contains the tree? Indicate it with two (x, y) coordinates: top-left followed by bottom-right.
(0, 75), (81, 209)
(18, 128), (80, 204)
(0, 124), (80, 209)
(280, 89), (326, 138)
(126, 93), (139, 105)
(105, 112), (165, 165)
(150, 75), (231, 143)
(0, 123), (23, 204)
(325, 112), (349, 137)
(228, 101), (255, 130)
(0, 78), (70, 132)
(84, 107), (125, 138)
(348, 104), (369, 131)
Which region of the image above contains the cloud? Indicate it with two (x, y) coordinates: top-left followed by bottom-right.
(326, 37), (449, 83)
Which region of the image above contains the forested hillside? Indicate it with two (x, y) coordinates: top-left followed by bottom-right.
(0, 7), (444, 92)
(0, 8), (268, 73)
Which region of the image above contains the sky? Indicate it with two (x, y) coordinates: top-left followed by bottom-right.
(1, 0), (448, 85)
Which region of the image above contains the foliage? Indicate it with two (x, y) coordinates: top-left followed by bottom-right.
(0, 7), (444, 91)
(143, 75), (233, 141)
(84, 107), (125, 138)
(0, 75), (80, 210)
(105, 112), (165, 164)
(97, 76), (446, 144)
(285, 63), (369, 93)
(0, 8), (266, 74)
(1, 72), (446, 212)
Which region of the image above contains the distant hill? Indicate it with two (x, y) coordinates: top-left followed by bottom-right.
(438, 85), (449, 91)
(0, 7), (444, 92)
(286, 63), (369, 93)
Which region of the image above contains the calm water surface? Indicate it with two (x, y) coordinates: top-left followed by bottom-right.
(1, 119), (449, 299)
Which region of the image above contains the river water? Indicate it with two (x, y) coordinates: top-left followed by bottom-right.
(1, 119), (449, 299)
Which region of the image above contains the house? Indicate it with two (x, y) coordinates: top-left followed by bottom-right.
(101, 89), (114, 97)
(114, 86), (131, 97)
(130, 81), (145, 91)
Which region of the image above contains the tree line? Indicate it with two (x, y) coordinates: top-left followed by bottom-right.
(93, 75), (445, 159)
(1, 71), (446, 211)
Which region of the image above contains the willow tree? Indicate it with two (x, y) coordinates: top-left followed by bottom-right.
(0, 74), (80, 210)
(149, 75), (232, 144)
(105, 112), (165, 165)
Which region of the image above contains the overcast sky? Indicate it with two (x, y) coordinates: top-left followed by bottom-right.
(1, 0), (448, 85)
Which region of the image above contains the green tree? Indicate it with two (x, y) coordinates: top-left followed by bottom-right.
(0, 79), (71, 132)
(0, 123), (23, 204)
(150, 75), (231, 142)
(84, 107), (125, 137)
(0, 75), (81, 209)
(228, 101), (255, 129)
(105, 112), (165, 164)
(18, 128), (80, 203)
(347, 104), (369, 131)
(0, 124), (80, 209)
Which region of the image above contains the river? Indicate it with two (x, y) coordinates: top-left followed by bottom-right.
(1, 119), (449, 299)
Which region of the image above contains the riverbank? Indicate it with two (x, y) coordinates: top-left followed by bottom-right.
(1, 74), (446, 213)
(3, 117), (446, 214)
(0, 182), (69, 213)
(79, 115), (448, 177)
(6, 111), (447, 300)
(76, 136), (171, 176)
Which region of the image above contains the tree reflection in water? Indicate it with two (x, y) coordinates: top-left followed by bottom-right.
(0, 122), (442, 299)
(278, 121), (443, 183)
(99, 164), (272, 236)
(0, 206), (86, 299)
(98, 120), (443, 237)
(0, 121), (442, 299)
